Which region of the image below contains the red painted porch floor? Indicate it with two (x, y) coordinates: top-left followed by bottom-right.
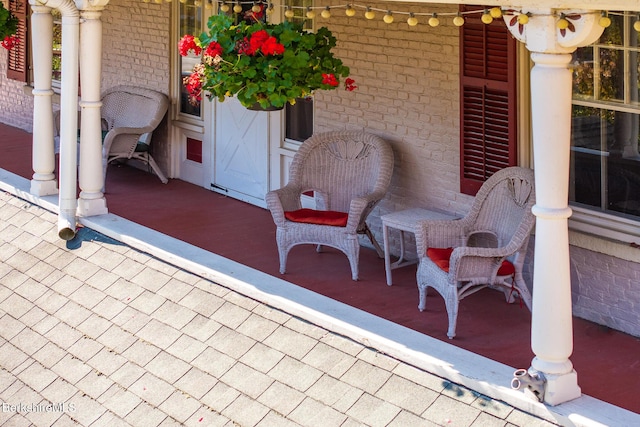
(2, 123), (639, 415)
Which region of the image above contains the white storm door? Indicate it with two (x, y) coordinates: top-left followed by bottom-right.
(213, 97), (269, 207)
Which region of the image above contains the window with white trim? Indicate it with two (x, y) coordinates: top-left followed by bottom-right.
(570, 11), (640, 242)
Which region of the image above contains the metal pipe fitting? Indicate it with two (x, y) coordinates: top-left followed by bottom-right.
(511, 368), (546, 402)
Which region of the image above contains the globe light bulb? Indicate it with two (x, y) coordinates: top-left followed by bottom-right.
(345, 5), (356, 17)
(194, 0), (201, 6)
(321, 7), (331, 19)
(154, 0), (162, 4)
(517, 13), (529, 25)
(481, 10), (493, 24)
(407, 14), (418, 27)
(490, 7), (502, 18)
(285, 7), (295, 19)
(635, 17), (640, 32)
(599, 12), (611, 28)
(453, 14), (465, 27)
(252, 3), (261, 13)
(266, 4), (274, 15)
(557, 15), (569, 30)
(233, 3), (243, 14)
(306, 7), (315, 19)
(364, 8), (375, 20)
(383, 11), (394, 24)
(220, 2), (229, 12)
(165, 0), (172, 3)
(428, 13), (439, 27)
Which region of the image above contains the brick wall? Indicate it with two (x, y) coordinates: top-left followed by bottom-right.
(0, 49), (33, 131)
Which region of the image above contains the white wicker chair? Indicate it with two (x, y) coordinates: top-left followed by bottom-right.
(266, 131), (394, 280)
(101, 85), (169, 186)
(415, 166), (536, 338)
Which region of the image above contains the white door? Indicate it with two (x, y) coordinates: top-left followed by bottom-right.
(213, 97), (270, 207)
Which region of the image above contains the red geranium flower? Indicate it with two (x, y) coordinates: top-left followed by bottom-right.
(322, 73), (339, 87)
(1, 35), (18, 51)
(261, 37), (285, 56)
(248, 30), (270, 55)
(204, 41), (223, 58)
(178, 34), (201, 57)
(344, 78), (357, 91)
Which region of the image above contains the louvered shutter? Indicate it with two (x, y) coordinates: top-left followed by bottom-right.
(7, 0), (28, 82)
(460, 6), (517, 195)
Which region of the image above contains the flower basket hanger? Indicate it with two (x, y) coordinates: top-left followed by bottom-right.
(179, 3), (356, 110)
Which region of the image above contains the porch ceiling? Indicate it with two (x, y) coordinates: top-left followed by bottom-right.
(380, 0), (640, 13)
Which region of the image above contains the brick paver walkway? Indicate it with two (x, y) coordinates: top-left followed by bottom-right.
(0, 192), (556, 426)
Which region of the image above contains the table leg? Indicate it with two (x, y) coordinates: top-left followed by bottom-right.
(383, 223), (392, 286)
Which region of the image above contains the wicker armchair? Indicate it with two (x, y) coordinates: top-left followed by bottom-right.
(266, 131), (394, 280)
(415, 166), (536, 339)
(101, 85), (169, 186)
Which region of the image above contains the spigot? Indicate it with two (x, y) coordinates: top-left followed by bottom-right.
(511, 368), (546, 402)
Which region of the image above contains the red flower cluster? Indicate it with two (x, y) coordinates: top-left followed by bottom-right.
(178, 34), (201, 57)
(204, 41), (223, 58)
(322, 73), (339, 87)
(183, 64), (204, 105)
(240, 29), (285, 56)
(344, 78), (357, 92)
(1, 35), (18, 51)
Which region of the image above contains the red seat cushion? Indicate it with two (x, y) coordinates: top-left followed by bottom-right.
(284, 208), (348, 227)
(427, 247), (514, 275)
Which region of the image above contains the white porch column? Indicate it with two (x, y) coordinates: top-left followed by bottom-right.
(504, 9), (604, 406)
(29, 4), (57, 196)
(77, 3), (108, 217)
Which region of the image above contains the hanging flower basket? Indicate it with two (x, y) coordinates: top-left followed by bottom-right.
(0, 2), (18, 50)
(179, 11), (356, 110)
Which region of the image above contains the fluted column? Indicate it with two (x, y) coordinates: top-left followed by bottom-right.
(29, 4), (57, 196)
(77, 6), (108, 217)
(504, 9), (604, 406)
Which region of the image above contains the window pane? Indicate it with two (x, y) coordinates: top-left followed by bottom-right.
(570, 107), (640, 219)
(179, 2), (202, 117)
(597, 47), (624, 102)
(52, 10), (61, 83)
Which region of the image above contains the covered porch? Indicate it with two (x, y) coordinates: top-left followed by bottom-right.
(1, 122), (639, 422)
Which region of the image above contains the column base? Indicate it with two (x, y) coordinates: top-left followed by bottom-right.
(543, 370), (581, 406)
(30, 179), (58, 197)
(77, 197), (108, 217)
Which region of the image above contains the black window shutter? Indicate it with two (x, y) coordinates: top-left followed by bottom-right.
(7, 0), (28, 82)
(460, 6), (517, 195)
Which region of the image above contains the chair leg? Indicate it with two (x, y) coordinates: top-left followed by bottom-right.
(146, 154), (169, 184)
(444, 293), (459, 339)
(418, 283), (428, 311)
(361, 223), (384, 258)
(347, 238), (360, 281)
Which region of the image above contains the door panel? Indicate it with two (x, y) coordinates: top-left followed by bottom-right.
(213, 97), (268, 205)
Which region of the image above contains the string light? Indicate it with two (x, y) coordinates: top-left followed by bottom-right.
(284, 6), (294, 19)
(428, 13), (439, 27)
(151, 2), (640, 35)
(306, 6), (315, 20)
(407, 13), (418, 27)
(364, 7), (375, 20)
(481, 9), (493, 24)
(453, 13), (464, 27)
(599, 11), (612, 28)
(557, 13), (569, 30)
(517, 12), (530, 25)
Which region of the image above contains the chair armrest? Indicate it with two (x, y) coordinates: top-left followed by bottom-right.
(345, 191), (386, 232)
(448, 245), (513, 282)
(265, 184), (303, 226)
(415, 218), (469, 259)
(103, 126), (154, 155)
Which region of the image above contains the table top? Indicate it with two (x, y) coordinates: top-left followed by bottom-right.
(381, 208), (457, 231)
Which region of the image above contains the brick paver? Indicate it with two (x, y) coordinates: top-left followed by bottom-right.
(0, 192), (558, 426)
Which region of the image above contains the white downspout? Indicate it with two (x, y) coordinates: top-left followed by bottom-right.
(36, 0), (80, 240)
